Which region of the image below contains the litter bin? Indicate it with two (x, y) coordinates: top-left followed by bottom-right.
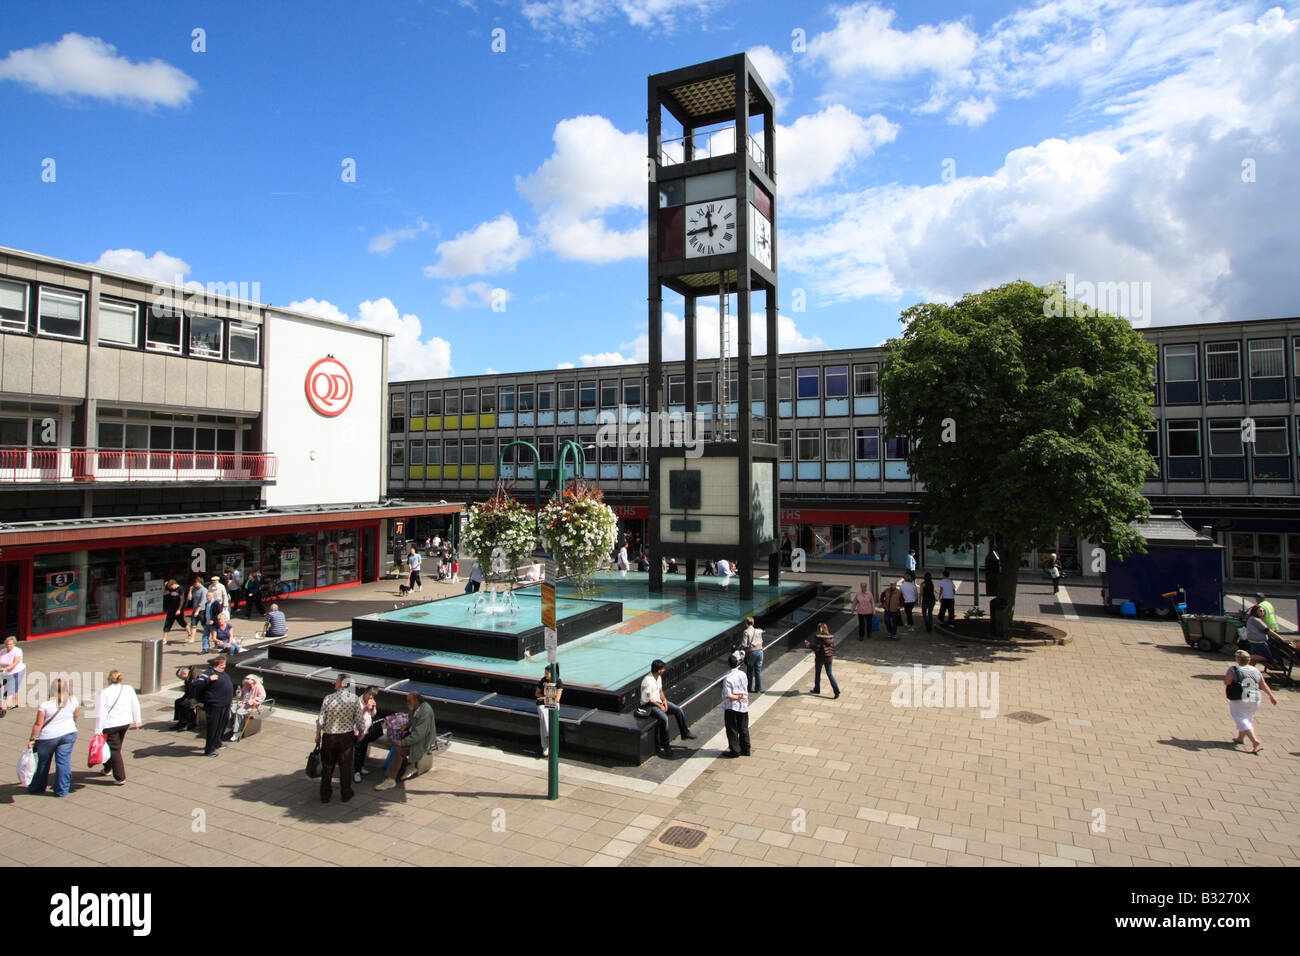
(989, 597), (1011, 638)
(140, 638), (164, 694)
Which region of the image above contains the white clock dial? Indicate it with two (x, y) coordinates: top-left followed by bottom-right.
(751, 204), (772, 269)
(684, 199), (737, 258)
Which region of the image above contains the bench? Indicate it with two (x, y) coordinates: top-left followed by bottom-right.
(193, 698), (276, 739)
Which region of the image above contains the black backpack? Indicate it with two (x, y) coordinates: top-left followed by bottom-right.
(1225, 666), (1243, 700)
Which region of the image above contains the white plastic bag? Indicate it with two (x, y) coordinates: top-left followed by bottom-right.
(17, 748), (36, 787)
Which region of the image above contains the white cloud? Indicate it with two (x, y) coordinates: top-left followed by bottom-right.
(288, 297), (453, 379)
(484, 367), (499, 375)
(579, 351), (637, 366)
(521, 0), (714, 33)
(423, 214), (532, 277)
(441, 282), (510, 310)
(781, 7), (1300, 324)
(0, 33), (197, 107)
(949, 95), (997, 127)
(746, 45), (792, 103)
(556, 361), (576, 369)
(777, 105), (898, 198)
(809, 3), (979, 81)
(86, 248), (192, 284)
(368, 218), (429, 255)
(517, 114), (647, 264)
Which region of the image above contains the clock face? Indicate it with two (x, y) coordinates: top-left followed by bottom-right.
(751, 204), (772, 269)
(684, 199), (737, 258)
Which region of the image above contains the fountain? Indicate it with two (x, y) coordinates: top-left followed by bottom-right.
(470, 586), (519, 618)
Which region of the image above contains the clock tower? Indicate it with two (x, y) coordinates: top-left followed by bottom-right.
(646, 53), (780, 600)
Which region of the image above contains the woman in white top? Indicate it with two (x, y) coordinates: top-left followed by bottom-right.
(1225, 648), (1277, 754)
(0, 635), (24, 714)
(94, 670), (143, 784)
(27, 677), (81, 797)
(740, 616), (764, 693)
(616, 541), (630, 573)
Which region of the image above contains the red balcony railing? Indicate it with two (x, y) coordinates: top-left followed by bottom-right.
(0, 447), (278, 483)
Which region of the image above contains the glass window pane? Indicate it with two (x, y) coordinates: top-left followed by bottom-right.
(0, 279), (27, 332)
(518, 385), (535, 412)
(779, 429), (792, 460)
(1164, 344), (1197, 382)
(1167, 421), (1200, 456)
(146, 308), (183, 352)
(1209, 422), (1242, 456)
(461, 388), (478, 414)
(558, 382), (575, 410)
(796, 368), (819, 398)
(409, 392), (425, 418)
(1205, 343), (1239, 380)
(537, 384), (553, 411)
(579, 381), (597, 408)
(797, 430), (820, 460)
(1255, 419), (1287, 456)
(479, 387), (495, 413)
(1249, 339), (1284, 378)
(667, 375), (684, 405)
(188, 314), (223, 358)
(39, 289), (84, 339)
(825, 366), (849, 399)
(98, 299), (138, 346)
(778, 369), (792, 400)
(499, 385), (515, 412)
(444, 389), (460, 415)
(427, 390), (442, 416)
(853, 364), (878, 396)
(229, 325), (259, 363)
(825, 428), (849, 460)
(855, 427), (879, 460)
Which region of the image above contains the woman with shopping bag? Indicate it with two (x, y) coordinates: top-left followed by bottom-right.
(93, 670), (142, 784)
(26, 677), (81, 797)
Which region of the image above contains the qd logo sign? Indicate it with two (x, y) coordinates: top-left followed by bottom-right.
(306, 357), (353, 417)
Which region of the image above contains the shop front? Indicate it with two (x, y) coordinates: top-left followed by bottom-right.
(778, 508), (911, 565)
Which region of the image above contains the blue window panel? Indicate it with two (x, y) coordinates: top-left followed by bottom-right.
(537, 411), (555, 426)
(621, 464), (643, 479)
(854, 461), (881, 480)
(1254, 456), (1291, 480)
(578, 409), (597, 425)
(625, 408), (642, 424)
(698, 404), (713, 420)
(518, 464), (536, 479)
(853, 396), (879, 415)
(725, 402), (738, 417)
(778, 401), (792, 418)
(1250, 378), (1287, 402)
(1209, 458), (1245, 480)
(499, 413), (516, 427)
(825, 462), (851, 480)
(824, 398), (849, 417)
(668, 405), (686, 417)
(1163, 382), (1199, 405)
(1167, 458), (1202, 480)
(796, 462), (821, 480)
(779, 462), (793, 480)
(518, 412), (535, 426)
(596, 410), (617, 427)
(752, 401), (765, 417)
(796, 399), (820, 418)
(558, 410), (575, 426)
(501, 465), (516, 479)
(885, 461), (910, 480)
(600, 464), (619, 479)
(583, 463), (597, 479)
(1206, 381), (1242, 403)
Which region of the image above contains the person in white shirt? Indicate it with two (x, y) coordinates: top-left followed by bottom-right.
(616, 541), (630, 574)
(639, 659), (697, 752)
(0, 635), (25, 714)
(906, 550), (918, 573)
(26, 678), (81, 797)
(720, 651), (750, 757)
(938, 569), (957, 626)
(740, 616), (765, 692)
(899, 576), (919, 629)
(716, 557), (734, 588)
(526, 561), (543, 582)
(94, 669), (143, 784)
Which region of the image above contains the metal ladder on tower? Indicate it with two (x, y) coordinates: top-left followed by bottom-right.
(718, 280), (731, 442)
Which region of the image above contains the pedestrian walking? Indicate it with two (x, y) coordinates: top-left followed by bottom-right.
(720, 650), (750, 757)
(407, 545), (423, 592)
(1225, 648), (1277, 754)
(1047, 553), (1062, 594)
(851, 581), (877, 640)
(804, 622), (840, 698)
(26, 677), (80, 797)
(938, 569), (957, 626)
(93, 670), (142, 784)
(185, 575), (209, 643)
(316, 673), (364, 803)
(740, 616), (764, 692)
(190, 656), (234, 757)
(227, 565), (244, 615)
(161, 579), (185, 638)
(244, 571), (265, 617)
(921, 572), (937, 633)
(880, 580), (904, 640)
(535, 664), (562, 758)
(899, 575), (918, 629)
(468, 561), (483, 593)
(205, 575), (229, 650)
(906, 549), (918, 573)
(0, 635), (25, 715)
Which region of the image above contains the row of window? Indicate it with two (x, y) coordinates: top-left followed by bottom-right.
(0, 279), (261, 365)
(1146, 417), (1299, 481)
(1158, 338), (1298, 404)
(390, 364), (883, 433)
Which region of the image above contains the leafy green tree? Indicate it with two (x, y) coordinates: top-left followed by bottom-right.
(881, 280), (1156, 633)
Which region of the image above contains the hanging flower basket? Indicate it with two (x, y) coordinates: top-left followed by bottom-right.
(459, 487), (535, 585)
(539, 484), (618, 597)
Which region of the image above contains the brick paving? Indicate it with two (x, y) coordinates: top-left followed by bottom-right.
(1, 574), (1296, 867)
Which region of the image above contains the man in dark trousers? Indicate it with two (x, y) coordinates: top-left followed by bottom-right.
(315, 673), (363, 803)
(191, 656), (234, 756)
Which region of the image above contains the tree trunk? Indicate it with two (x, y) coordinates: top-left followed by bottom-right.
(995, 548), (1024, 638)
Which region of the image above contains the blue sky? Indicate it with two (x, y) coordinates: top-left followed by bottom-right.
(2, 0), (1297, 380)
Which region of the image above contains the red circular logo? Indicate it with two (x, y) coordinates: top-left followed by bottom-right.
(306, 357), (353, 417)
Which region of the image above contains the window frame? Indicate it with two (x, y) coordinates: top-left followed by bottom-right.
(0, 278), (28, 333)
(1205, 341), (1240, 381)
(146, 307), (184, 355)
(1249, 338), (1285, 380)
(186, 313), (224, 360)
(1163, 344), (1198, 383)
(37, 287), (86, 341)
(796, 367), (820, 399)
(853, 363), (879, 397)
(97, 296), (140, 348)
(796, 429), (821, 462)
(227, 322), (261, 365)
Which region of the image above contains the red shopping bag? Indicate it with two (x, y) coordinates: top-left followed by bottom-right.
(88, 733), (110, 768)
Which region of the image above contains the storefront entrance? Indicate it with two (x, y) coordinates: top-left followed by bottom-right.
(0, 561), (27, 641)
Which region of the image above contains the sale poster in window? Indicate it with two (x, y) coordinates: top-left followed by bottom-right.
(46, 570), (79, 615)
(280, 549), (300, 582)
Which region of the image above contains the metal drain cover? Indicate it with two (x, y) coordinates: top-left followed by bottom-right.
(1006, 711), (1050, 724)
(654, 822), (719, 858)
(407, 612), (428, 619)
(659, 825), (707, 849)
